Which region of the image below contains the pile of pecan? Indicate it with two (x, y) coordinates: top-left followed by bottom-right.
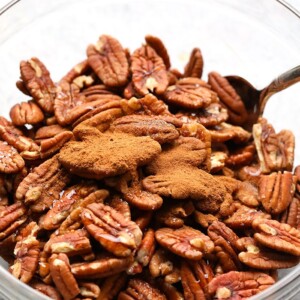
(0, 34), (299, 300)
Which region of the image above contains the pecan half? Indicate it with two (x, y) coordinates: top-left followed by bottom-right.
(78, 282), (100, 299)
(164, 77), (216, 109)
(108, 196), (131, 221)
(208, 221), (243, 272)
(136, 228), (156, 267)
(259, 172), (296, 215)
(0, 202), (27, 241)
(253, 118), (294, 173)
(252, 218), (300, 256)
(71, 255), (133, 279)
(15, 155), (71, 212)
(44, 229), (92, 257)
(235, 181), (259, 207)
(49, 253), (80, 300)
(118, 278), (166, 300)
(155, 226), (214, 260)
(35, 124), (68, 140)
(280, 197), (300, 229)
(237, 237), (299, 270)
(145, 35), (171, 69)
(208, 71), (248, 125)
(183, 47), (204, 78)
(10, 222), (40, 283)
(10, 100), (44, 126)
(207, 271), (275, 299)
(87, 35), (129, 87)
(226, 144), (256, 167)
(20, 57), (56, 113)
(0, 116), (39, 152)
(111, 114), (179, 144)
(81, 203), (142, 257)
(0, 141), (24, 174)
(131, 44), (169, 95)
(98, 272), (127, 300)
(30, 282), (62, 300)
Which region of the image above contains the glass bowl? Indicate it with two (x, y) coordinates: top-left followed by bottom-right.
(0, 0), (299, 299)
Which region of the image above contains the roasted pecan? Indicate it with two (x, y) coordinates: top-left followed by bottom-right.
(81, 202), (142, 257)
(98, 272), (127, 300)
(176, 102), (228, 127)
(0, 202), (27, 241)
(155, 200), (195, 228)
(108, 196), (131, 221)
(134, 211), (153, 231)
(210, 151), (228, 173)
(253, 118), (294, 173)
(207, 271), (275, 299)
(155, 226), (214, 260)
(111, 114), (179, 144)
(30, 282), (62, 300)
(224, 205), (271, 229)
(0, 116), (39, 152)
(10, 100), (44, 126)
(118, 278), (166, 300)
(49, 253), (80, 300)
(78, 282), (100, 299)
(44, 229), (92, 257)
(40, 182), (98, 230)
(209, 122), (251, 143)
(184, 48), (204, 78)
(87, 35), (129, 87)
(208, 221), (243, 272)
(164, 77), (217, 109)
(237, 237), (299, 270)
(60, 59), (92, 84)
(145, 35), (171, 69)
(259, 172), (296, 214)
(35, 124), (68, 140)
(208, 71), (248, 125)
(226, 144), (256, 167)
(139, 93), (172, 116)
(0, 174), (9, 207)
(59, 125), (161, 180)
(235, 181), (259, 207)
(136, 228), (156, 267)
(20, 57), (56, 113)
(131, 44), (169, 95)
(149, 248), (175, 279)
(0, 141), (24, 174)
(194, 210), (218, 228)
(71, 254), (133, 279)
(15, 155), (71, 212)
(252, 218), (300, 256)
(280, 197), (300, 229)
(157, 280), (184, 300)
(9, 222), (40, 283)
(180, 260), (206, 300)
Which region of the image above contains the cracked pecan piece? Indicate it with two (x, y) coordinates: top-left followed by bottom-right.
(9, 222), (40, 283)
(183, 47), (204, 78)
(253, 118), (295, 173)
(145, 35), (171, 69)
(208, 221), (243, 272)
(0, 202), (27, 241)
(0, 141), (24, 174)
(81, 202), (142, 257)
(44, 229), (92, 257)
(40, 182), (98, 230)
(208, 71), (248, 125)
(49, 253), (80, 300)
(87, 35), (129, 87)
(0, 116), (39, 153)
(10, 100), (44, 126)
(59, 125), (161, 180)
(164, 77), (217, 109)
(155, 226), (214, 260)
(111, 114), (179, 144)
(207, 271), (275, 299)
(237, 237), (299, 270)
(118, 278), (166, 300)
(15, 155), (70, 212)
(259, 171), (296, 215)
(78, 282), (100, 299)
(20, 57), (56, 113)
(252, 218), (300, 256)
(131, 44), (169, 95)
(71, 254), (133, 279)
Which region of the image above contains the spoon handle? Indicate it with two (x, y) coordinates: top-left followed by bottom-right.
(259, 65), (300, 115)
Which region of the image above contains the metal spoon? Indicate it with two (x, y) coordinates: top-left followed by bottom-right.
(225, 65), (300, 130)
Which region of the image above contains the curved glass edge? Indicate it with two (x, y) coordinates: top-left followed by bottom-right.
(276, 0), (300, 17)
(0, 0), (20, 15)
